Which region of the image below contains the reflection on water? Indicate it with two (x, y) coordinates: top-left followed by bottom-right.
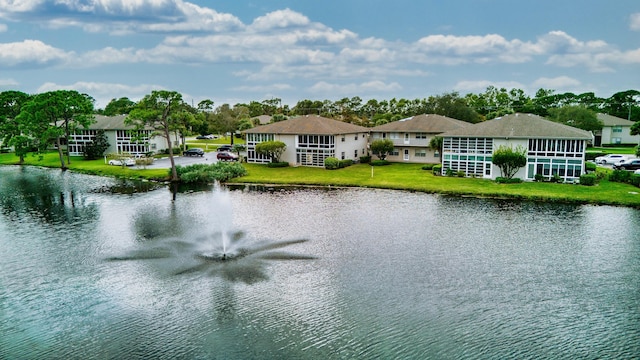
(1, 167), (639, 359)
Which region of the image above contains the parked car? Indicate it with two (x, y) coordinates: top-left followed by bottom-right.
(635, 169), (640, 175)
(108, 158), (135, 166)
(184, 148), (205, 157)
(613, 159), (640, 170)
(594, 154), (630, 165)
(216, 151), (239, 161)
(195, 134), (214, 140)
(217, 145), (233, 152)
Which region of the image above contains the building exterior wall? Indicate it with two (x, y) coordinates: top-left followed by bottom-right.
(601, 125), (638, 145)
(246, 131), (369, 167)
(442, 136), (587, 182)
(371, 131), (440, 164)
(68, 129), (169, 156)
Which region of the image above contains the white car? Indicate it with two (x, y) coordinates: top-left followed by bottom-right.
(594, 154), (629, 165)
(634, 169), (640, 175)
(108, 158), (135, 166)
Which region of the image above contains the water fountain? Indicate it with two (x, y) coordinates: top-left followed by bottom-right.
(105, 183), (316, 282)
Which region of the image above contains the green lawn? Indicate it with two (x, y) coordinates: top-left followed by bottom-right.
(2, 152), (639, 208)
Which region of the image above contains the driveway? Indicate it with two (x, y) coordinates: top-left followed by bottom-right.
(140, 151), (219, 169)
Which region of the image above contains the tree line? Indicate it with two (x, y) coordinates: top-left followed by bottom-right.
(2, 88), (639, 179)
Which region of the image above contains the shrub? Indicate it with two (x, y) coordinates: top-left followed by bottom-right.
(534, 173), (544, 182)
(585, 161), (597, 173)
(609, 170), (633, 183)
(551, 174), (562, 183)
(495, 177), (523, 184)
(579, 174), (597, 186)
(266, 161), (289, 168)
(456, 171), (466, 177)
(445, 168), (455, 177)
(432, 164), (442, 175)
(421, 163), (438, 170)
(370, 160), (390, 166)
(341, 159), (353, 167)
(175, 162), (247, 183)
(359, 155), (371, 164)
(324, 157), (340, 170)
(164, 147), (182, 155)
(631, 174), (640, 187)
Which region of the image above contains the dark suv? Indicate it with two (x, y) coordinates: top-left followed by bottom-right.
(614, 159), (640, 170)
(184, 148), (205, 157)
(217, 145), (233, 152)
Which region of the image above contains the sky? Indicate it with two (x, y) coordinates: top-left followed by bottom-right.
(1, 0), (639, 110)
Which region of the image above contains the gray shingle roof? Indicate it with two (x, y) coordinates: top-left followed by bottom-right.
(87, 115), (130, 130)
(370, 114), (471, 133)
(597, 113), (635, 127)
(440, 113), (592, 140)
(243, 115), (368, 135)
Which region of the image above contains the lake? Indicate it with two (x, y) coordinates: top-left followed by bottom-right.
(1, 166), (639, 359)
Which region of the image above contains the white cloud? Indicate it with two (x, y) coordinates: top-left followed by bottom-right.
(232, 83), (293, 93)
(249, 8), (310, 31)
(531, 76), (581, 90)
(0, 78), (19, 86)
(0, 40), (70, 66)
(0, 23), (6, 32)
(631, 13), (640, 31)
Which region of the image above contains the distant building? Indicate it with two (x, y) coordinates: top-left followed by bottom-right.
(68, 115), (174, 156)
(595, 113), (639, 146)
(439, 113), (593, 182)
(243, 115), (369, 166)
(370, 114), (470, 163)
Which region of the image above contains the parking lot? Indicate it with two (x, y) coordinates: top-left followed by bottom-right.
(137, 151), (222, 169)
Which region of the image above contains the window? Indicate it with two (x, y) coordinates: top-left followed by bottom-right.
(354, 149), (358, 158)
(341, 151), (345, 160)
(341, 136), (345, 142)
(389, 133), (400, 139)
(612, 126), (623, 133)
(415, 133), (427, 139)
(415, 149), (427, 157)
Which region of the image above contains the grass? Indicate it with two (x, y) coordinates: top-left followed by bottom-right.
(0, 152), (170, 181)
(2, 151), (640, 208)
(186, 137), (245, 151)
(587, 146), (637, 155)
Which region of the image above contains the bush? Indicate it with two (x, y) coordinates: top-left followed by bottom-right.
(608, 170), (633, 183)
(445, 168), (455, 176)
(341, 159), (353, 167)
(585, 162), (597, 173)
(370, 160), (390, 166)
(164, 147), (182, 155)
(175, 162), (247, 183)
(359, 155), (371, 164)
(324, 157), (340, 170)
(266, 161), (289, 168)
(534, 173), (544, 182)
(579, 174), (597, 186)
(456, 171), (466, 177)
(551, 174), (562, 183)
(421, 163), (438, 170)
(432, 164), (442, 175)
(631, 174), (640, 187)
(495, 177), (523, 184)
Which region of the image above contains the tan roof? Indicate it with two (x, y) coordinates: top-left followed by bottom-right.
(87, 115), (155, 131)
(370, 114), (470, 133)
(243, 115), (368, 135)
(440, 113), (592, 140)
(597, 113), (635, 127)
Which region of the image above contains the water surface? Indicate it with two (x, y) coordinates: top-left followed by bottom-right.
(1, 166), (638, 359)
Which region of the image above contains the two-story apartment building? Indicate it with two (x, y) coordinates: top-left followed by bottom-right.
(369, 114), (471, 163)
(595, 113), (639, 146)
(243, 115), (369, 166)
(67, 115), (172, 156)
(439, 113), (593, 182)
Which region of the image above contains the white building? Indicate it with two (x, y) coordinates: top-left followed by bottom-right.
(243, 115), (369, 167)
(596, 113), (639, 146)
(439, 113), (593, 182)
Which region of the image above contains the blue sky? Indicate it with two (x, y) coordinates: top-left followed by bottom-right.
(1, 0), (639, 109)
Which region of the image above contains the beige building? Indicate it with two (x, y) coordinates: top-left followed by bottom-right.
(243, 115), (369, 167)
(370, 114), (470, 163)
(596, 113), (639, 146)
(439, 113), (593, 182)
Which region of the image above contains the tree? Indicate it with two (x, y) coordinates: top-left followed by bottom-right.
(371, 139), (394, 160)
(255, 141), (286, 163)
(0, 90), (31, 163)
(492, 145), (527, 179)
(103, 97), (135, 116)
(126, 90), (187, 182)
(16, 90), (94, 169)
(429, 136), (443, 155)
(83, 130), (109, 160)
(548, 105), (602, 132)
